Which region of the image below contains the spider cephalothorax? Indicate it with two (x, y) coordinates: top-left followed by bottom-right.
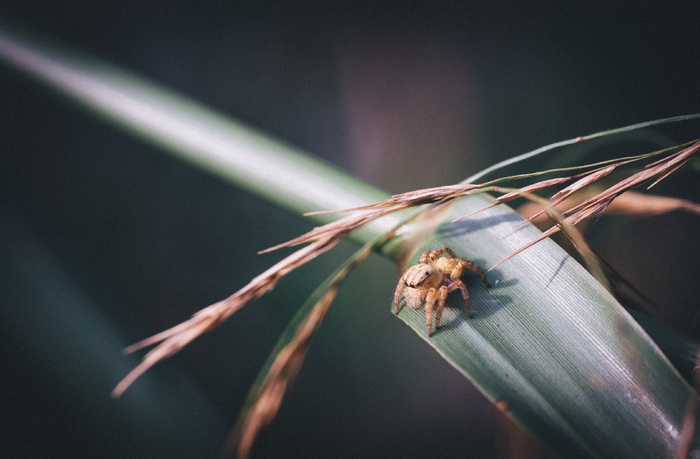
(393, 248), (490, 336)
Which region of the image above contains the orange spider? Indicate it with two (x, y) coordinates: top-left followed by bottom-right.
(393, 248), (491, 336)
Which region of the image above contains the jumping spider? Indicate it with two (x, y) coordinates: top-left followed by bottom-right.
(393, 248), (491, 336)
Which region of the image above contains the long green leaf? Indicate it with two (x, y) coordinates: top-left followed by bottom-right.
(0, 24), (396, 242)
(393, 195), (696, 457)
(1, 24), (697, 457)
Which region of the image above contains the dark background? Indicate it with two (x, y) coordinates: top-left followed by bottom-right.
(0, 1), (698, 458)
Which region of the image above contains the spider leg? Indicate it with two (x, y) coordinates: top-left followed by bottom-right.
(419, 250), (431, 264)
(434, 285), (449, 332)
(448, 278), (471, 317)
(462, 260), (491, 288)
(393, 276), (406, 315)
(424, 288), (438, 336)
(431, 247), (457, 259)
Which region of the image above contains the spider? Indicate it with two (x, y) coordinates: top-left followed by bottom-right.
(393, 247), (491, 336)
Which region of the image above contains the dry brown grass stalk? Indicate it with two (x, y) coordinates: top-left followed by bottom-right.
(114, 139), (700, 399)
(113, 137), (699, 459)
(230, 286), (339, 459)
(484, 140), (700, 269)
(260, 207), (400, 253)
(227, 242), (377, 459)
(112, 235), (342, 397)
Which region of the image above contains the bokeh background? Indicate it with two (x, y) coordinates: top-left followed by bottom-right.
(1, 1), (699, 458)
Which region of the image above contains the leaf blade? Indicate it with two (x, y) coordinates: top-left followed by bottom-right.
(0, 24), (397, 242)
(395, 193), (695, 457)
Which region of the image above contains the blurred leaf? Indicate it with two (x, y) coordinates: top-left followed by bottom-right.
(0, 208), (227, 457)
(230, 238), (381, 458)
(0, 23), (397, 242)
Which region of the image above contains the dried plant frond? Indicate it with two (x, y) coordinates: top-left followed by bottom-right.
(475, 140), (700, 270)
(551, 165), (618, 201)
(113, 195), (423, 398)
(604, 191), (700, 217)
(262, 185), (491, 255)
(304, 184), (478, 215)
(498, 189), (608, 286)
(115, 132), (699, 401)
(113, 127), (699, 459)
(452, 176), (573, 223)
(488, 189), (662, 316)
(225, 139), (698, 455)
(520, 190), (700, 230)
(275, 140), (700, 262)
(227, 242), (377, 459)
(230, 286), (338, 459)
(562, 141), (700, 224)
(112, 235), (342, 397)
(115, 138), (700, 397)
(260, 207), (400, 253)
(456, 140), (700, 226)
(113, 202), (410, 399)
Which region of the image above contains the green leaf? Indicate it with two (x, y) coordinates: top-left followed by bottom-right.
(1, 23), (697, 458)
(0, 23), (397, 243)
(394, 194), (696, 458)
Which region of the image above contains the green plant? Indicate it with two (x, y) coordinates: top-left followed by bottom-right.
(1, 23), (698, 459)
